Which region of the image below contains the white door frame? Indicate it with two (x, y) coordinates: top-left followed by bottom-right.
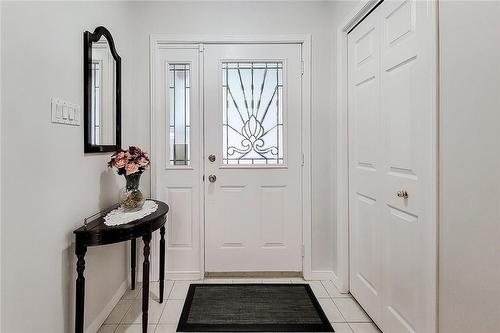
(335, 1), (439, 319)
(149, 34), (313, 280)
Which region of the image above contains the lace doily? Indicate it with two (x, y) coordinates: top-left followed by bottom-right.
(104, 200), (159, 226)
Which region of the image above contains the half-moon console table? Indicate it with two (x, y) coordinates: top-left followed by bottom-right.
(73, 200), (169, 333)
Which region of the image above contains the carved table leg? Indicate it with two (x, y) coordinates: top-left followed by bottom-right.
(75, 244), (87, 333)
(159, 226), (166, 303)
(131, 239), (136, 290)
(142, 233), (151, 333)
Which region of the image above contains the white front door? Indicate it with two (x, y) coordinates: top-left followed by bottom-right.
(348, 1), (437, 332)
(203, 44), (303, 272)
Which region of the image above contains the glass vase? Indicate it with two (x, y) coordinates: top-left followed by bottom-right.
(119, 173), (146, 211)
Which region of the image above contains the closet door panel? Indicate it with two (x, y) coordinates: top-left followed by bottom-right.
(380, 1), (433, 332)
(348, 11), (382, 324)
(348, 1), (437, 332)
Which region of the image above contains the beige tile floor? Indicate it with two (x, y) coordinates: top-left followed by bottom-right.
(98, 279), (381, 333)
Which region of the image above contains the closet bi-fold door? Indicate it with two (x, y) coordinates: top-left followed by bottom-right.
(348, 1), (437, 333)
(348, 9), (383, 326)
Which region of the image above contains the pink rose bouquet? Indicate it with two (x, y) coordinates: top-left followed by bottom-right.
(108, 146), (150, 175)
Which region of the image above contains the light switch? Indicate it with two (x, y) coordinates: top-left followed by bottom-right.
(62, 104), (68, 119)
(74, 107), (81, 125)
(51, 98), (80, 126)
(56, 103), (62, 119)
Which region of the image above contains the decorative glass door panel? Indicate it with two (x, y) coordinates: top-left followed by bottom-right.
(222, 62), (283, 165)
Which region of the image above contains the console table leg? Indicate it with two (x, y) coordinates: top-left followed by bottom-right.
(131, 239), (136, 290)
(75, 244), (87, 333)
(142, 233), (151, 333)
(159, 226), (166, 303)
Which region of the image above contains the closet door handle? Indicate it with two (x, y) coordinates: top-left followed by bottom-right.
(396, 190), (408, 199)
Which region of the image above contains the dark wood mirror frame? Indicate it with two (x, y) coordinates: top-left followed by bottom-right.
(84, 26), (121, 153)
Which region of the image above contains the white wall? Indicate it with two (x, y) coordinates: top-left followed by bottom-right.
(1, 3), (131, 332)
(2, 1), (341, 331)
(439, 1), (500, 332)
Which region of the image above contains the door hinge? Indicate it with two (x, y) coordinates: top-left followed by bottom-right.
(301, 59), (304, 75)
(301, 245), (305, 257)
(202, 174), (205, 181)
(198, 43), (204, 52)
(301, 153), (305, 166)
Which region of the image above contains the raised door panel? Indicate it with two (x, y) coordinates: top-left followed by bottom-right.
(166, 187), (193, 249)
(260, 186), (286, 248)
(218, 185), (249, 248)
(384, 206), (420, 333)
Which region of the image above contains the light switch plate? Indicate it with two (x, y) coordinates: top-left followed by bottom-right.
(51, 98), (80, 126)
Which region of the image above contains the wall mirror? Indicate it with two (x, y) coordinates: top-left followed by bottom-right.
(84, 26), (121, 153)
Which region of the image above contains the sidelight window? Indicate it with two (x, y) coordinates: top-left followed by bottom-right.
(168, 64), (191, 166)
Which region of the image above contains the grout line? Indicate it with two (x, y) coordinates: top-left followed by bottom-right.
(331, 296), (349, 323)
(117, 301), (133, 326)
(156, 281), (174, 325)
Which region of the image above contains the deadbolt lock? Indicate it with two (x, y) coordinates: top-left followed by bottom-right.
(396, 190), (409, 199)
(208, 174), (217, 183)
(208, 154), (216, 162)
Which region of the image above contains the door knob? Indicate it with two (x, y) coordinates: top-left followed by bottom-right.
(396, 190), (408, 199)
(208, 174), (217, 183)
(208, 154), (216, 162)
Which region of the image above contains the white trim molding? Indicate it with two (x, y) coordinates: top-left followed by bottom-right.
(149, 34), (313, 280)
(86, 280), (128, 333)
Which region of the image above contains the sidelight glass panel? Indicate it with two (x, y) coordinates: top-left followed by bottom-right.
(222, 62), (284, 165)
(168, 64), (191, 165)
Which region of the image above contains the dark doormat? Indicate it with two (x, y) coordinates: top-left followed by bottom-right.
(176, 284), (334, 332)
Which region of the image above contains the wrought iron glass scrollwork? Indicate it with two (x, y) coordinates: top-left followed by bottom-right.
(222, 62), (284, 165)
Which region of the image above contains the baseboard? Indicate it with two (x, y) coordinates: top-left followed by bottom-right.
(166, 271), (202, 280)
(310, 270), (336, 281)
(85, 280), (128, 333)
(329, 271), (344, 292)
(311, 270), (347, 294)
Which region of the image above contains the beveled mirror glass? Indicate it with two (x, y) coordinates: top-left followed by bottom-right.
(84, 26), (121, 153)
